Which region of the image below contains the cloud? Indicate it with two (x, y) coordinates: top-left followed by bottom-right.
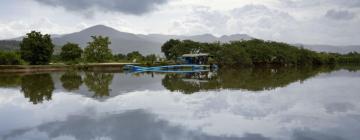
(2, 110), (268, 140)
(279, 0), (360, 8)
(325, 9), (356, 20)
(34, 0), (169, 16)
(170, 4), (297, 40)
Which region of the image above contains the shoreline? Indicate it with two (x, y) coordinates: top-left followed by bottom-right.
(0, 63), (138, 73)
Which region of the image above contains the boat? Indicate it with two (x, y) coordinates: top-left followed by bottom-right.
(123, 64), (216, 73)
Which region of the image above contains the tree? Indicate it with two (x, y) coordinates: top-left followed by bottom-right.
(83, 36), (112, 62)
(217, 45), (252, 66)
(127, 51), (143, 62)
(161, 39), (181, 60)
(113, 53), (126, 61)
(145, 54), (157, 64)
(20, 31), (54, 65)
(60, 43), (83, 63)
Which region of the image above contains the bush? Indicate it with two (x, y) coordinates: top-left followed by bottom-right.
(127, 51), (143, 62)
(113, 53), (126, 61)
(0, 51), (23, 65)
(60, 43), (83, 63)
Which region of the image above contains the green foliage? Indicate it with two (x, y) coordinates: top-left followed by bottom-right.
(20, 31), (54, 65)
(337, 52), (360, 64)
(51, 54), (62, 63)
(84, 36), (112, 62)
(127, 51), (144, 62)
(60, 43), (83, 63)
(216, 44), (252, 66)
(161, 39), (181, 60)
(161, 39), (360, 66)
(0, 51), (23, 65)
(113, 53), (126, 61)
(144, 54), (157, 64)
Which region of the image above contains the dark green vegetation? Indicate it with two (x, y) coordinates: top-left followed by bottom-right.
(84, 36), (113, 62)
(126, 51), (144, 62)
(0, 51), (23, 65)
(20, 31), (54, 65)
(114, 52), (159, 64)
(60, 43), (83, 63)
(161, 39), (360, 66)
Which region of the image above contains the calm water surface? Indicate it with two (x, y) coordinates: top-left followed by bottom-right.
(0, 67), (360, 140)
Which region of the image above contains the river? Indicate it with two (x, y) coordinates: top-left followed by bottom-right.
(0, 66), (360, 140)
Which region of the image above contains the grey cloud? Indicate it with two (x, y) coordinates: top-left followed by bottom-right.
(324, 102), (355, 114)
(34, 0), (169, 16)
(279, 0), (360, 8)
(2, 110), (270, 140)
(332, 0), (360, 8)
(325, 9), (356, 20)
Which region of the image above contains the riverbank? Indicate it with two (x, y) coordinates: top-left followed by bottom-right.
(0, 63), (138, 73)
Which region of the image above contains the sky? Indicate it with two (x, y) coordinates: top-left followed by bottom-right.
(0, 0), (359, 45)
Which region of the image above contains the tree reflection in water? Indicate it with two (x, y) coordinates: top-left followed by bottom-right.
(0, 65), (358, 104)
(162, 66), (337, 94)
(21, 74), (54, 104)
(60, 71), (83, 91)
(84, 72), (114, 98)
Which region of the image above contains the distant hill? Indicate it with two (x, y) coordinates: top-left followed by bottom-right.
(1, 25), (359, 54)
(50, 25), (254, 55)
(0, 40), (20, 51)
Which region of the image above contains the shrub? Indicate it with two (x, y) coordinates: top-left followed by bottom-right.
(60, 43), (83, 63)
(0, 51), (23, 65)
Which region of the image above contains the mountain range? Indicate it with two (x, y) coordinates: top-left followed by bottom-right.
(1, 24), (359, 55)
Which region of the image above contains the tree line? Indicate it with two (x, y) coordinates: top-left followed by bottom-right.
(1, 31), (359, 66)
(161, 39), (360, 66)
(0, 31), (159, 65)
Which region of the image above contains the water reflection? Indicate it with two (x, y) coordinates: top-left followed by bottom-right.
(0, 66), (358, 104)
(0, 67), (360, 140)
(2, 110), (257, 140)
(60, 71), (83, 91)
(21, 74), (54, 104)
(162, 66), (336, 93)
(0, 74), (21, 87)
(84, 72), (114, 98)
